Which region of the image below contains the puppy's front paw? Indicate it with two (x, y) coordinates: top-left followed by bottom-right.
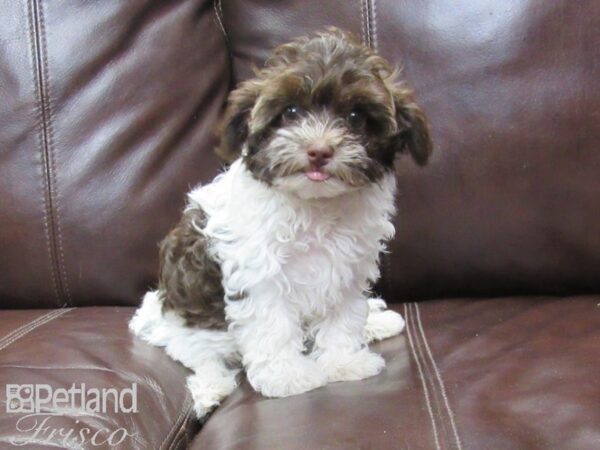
(247, 357), (327, 398)
(364, 307), (405, 343)
(316, 348), (385, 382)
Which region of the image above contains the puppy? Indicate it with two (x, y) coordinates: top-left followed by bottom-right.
(130, 28), (432, 418)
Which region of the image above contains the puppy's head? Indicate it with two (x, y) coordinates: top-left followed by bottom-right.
(217, 28), (432, 199)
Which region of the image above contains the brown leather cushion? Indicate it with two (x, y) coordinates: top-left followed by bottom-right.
(3, 0), (599, 308)
(0, 0), (229, 308)
(191, 297), (600, 450)
(0, 308), (197, 449)
(220, 0), (600, 301)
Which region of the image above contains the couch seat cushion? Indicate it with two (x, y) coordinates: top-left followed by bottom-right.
(0, 307), (197, 449)
(191, 296), (600, 450)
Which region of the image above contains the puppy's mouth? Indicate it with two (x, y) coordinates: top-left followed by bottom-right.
(305, 165), (331, 182)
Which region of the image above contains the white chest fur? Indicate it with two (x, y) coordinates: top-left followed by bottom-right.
(187, 160), (397, 320)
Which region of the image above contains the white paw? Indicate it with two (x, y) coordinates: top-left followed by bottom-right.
(247, 357), (327, 398)
(364, 301), (405, 343)
(187, 370), (239, 418)
(316, 348), (385, 382)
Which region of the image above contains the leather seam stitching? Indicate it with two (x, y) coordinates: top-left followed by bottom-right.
(164, 394), (193, 450)
(360, 0), (367, 47)
(0, 309), (72, 352)
(169, 431), (184, 450)
(26, 0), (61, 307)
(168, 413), (192, 450)
(415, 303), (463, 450)
(37, 0), (72, 307)
(405, 303), (441, 450)
(213, 0), (235, 85)
(0, 311), (56, 347)
(411, 303), (452, 448)
(411, 303), (450, 447)
(411, 303), (450, 446)
(366, 0), (372, 48)
(0, 308), (73, 352)
(362, 0), (375, 49)
(213, 0), (230, 49)
(168, 395), (193, 450)
(28, 0), (71, 307)
(370, 0), (378, 51)
(160, 392), (193, 450)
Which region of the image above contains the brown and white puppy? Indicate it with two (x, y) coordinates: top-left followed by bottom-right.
(130, 28), (431, 418)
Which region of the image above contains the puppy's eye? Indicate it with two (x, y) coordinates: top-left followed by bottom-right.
(283, 104), (301, 121)
(347, 110), (365, 129)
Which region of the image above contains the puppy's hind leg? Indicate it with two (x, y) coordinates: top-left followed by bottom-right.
(363, 298), (406, 343)
(164, 326), (240, 418)
(129, 291), (240, 418)
(185, 358), (239, 418)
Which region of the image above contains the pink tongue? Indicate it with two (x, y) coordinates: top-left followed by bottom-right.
(306, 170), (330, 182)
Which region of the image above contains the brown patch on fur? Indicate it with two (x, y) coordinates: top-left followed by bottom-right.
(216, 28), (432, 176)
(158, 207), (226, 329)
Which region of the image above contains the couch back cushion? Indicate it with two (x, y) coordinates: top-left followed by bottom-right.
(220, 0), (600, 300)
(2, 0), (599, 308)
(0, 0), (229, 307)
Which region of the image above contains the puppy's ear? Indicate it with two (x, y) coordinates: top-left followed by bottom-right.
(391, 89), (433, 166)
(216, 81), (260, 163)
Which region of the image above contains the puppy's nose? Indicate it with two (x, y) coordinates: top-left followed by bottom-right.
(307, 144), (333, 167)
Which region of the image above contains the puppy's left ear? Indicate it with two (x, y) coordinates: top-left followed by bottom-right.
(391, 90), (433, 166)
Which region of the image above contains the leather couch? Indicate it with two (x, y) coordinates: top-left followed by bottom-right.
(1, 1), (598, 449)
